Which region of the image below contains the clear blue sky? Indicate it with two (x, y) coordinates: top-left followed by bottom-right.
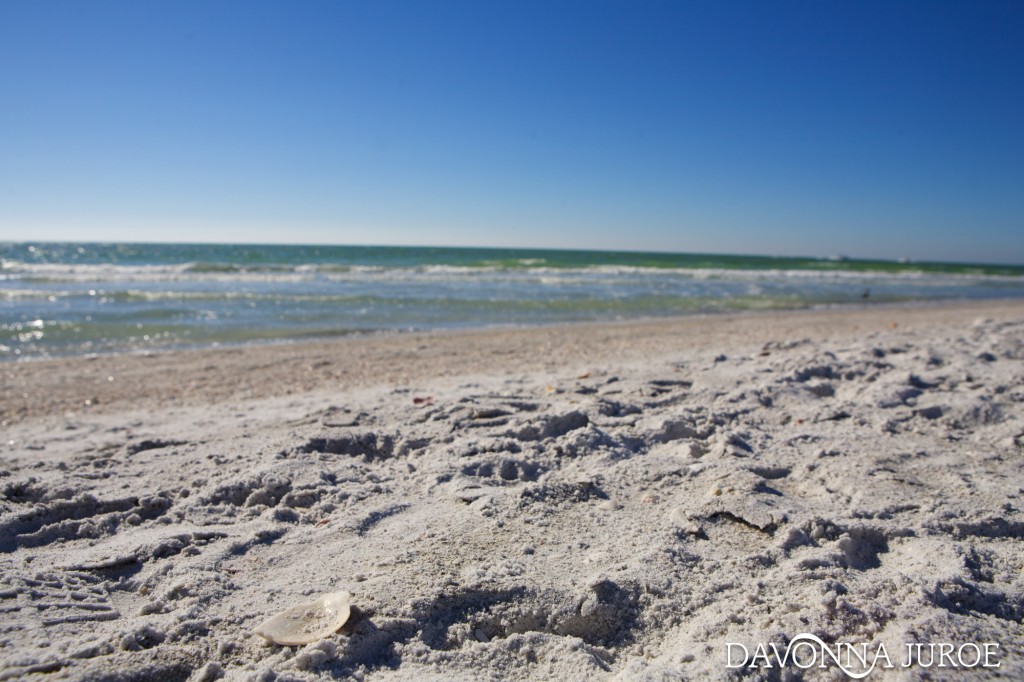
(1, 1), (1022, 263)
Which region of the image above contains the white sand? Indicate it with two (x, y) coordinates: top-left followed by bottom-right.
(1, 301), (1023, 680)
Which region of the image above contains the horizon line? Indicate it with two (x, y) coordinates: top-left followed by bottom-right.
(6, 237), (1020, 269)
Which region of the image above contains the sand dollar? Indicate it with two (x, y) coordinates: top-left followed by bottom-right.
(254, 590), (352, 645)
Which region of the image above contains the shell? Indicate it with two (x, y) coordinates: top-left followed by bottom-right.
(254, 591), (352, 645)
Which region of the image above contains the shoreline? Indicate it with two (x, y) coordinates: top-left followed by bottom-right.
(4, 298), (1024, 425)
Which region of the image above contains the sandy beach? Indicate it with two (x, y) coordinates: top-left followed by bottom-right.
(2, 300), (1023, 680)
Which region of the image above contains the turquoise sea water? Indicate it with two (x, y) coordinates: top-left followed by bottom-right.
(3, 241), (1024, 360)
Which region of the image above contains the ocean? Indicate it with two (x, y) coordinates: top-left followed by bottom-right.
(3, 241), (1024, 360)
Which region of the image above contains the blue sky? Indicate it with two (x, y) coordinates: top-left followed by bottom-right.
(1, 1), (1022, 263)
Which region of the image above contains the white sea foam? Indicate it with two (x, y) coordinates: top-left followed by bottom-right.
(4, 256), (1022, 287)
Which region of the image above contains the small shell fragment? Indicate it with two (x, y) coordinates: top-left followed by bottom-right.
(254, 591), (352, 645)
(669, 506), (701, 534)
